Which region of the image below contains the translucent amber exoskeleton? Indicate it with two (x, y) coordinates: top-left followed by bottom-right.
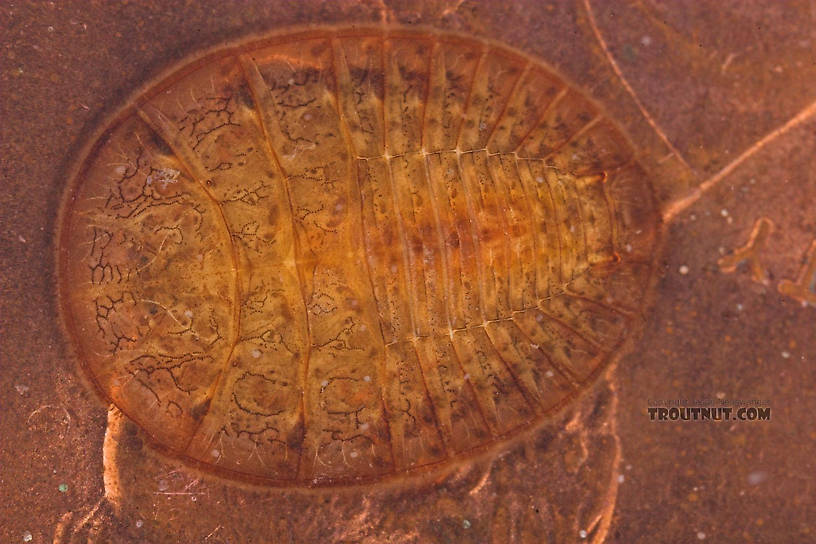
(57, 27), (660, 486)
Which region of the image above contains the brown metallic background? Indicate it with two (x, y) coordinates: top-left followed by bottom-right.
(1, 1), (814, 542)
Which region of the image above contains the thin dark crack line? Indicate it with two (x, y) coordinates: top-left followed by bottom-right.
(509, 155), (542, 306)
(507, 320), (580, 389)
(381, 32), (452, 459)
(479, 162), (538, 412)
(377, 34), (388, 156)
(558, 168), (591, 276)
(328, 37), (397, 471)
(416, 120), (455, 324)
(480, 324), (539, 410)
(135, 105), (243, 451)
(514, 158), (551, 301)
(456, 153), (489, 322)
(417, 36), (436, 150)
(483, 58), (531, 151)
(441, 40), (490, 326)
(534, 304), (606, 353)
(408, 339), (451, 457)
(330, 37), (367, 149)
(561, 291), (636, 321)
(404, 35), (447, 340)
(456, 45), (488, 149)
(447, 70), (506, 437)
(482, 155), (515, 313)
(512, 87), (568, 154)
(237, 54), (313, 477)
(533, 164), (566, 286)
(538, 114), (602, 165)
(447, 333), (495, 437)
(422, 154), (458, 335)
(421, 40), (462, 331)
(549, 173), (582, 283)
(424, 39), (444, 151)
(383, 40), (422, 339)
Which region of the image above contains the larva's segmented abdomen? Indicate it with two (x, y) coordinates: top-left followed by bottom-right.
(58, 27), (660, 486)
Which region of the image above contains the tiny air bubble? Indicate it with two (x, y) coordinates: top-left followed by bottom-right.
(747, 471), (768, 485)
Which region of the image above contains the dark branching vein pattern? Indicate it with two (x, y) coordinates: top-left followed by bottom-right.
(326, 37), (399, 473)
(237, 53), (316, 478)
(136, 105), (244, 449)
(58, 27), (659, 487)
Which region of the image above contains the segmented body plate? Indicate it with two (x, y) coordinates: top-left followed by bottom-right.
(58, 27), (659, 486)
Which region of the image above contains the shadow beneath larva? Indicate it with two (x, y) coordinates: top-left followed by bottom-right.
(54, 373), (621, 544)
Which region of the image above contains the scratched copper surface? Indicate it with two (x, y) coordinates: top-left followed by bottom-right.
(1, 1), (815, 543)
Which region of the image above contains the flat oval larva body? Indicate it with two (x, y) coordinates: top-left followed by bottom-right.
(57, 27), (660, 486)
